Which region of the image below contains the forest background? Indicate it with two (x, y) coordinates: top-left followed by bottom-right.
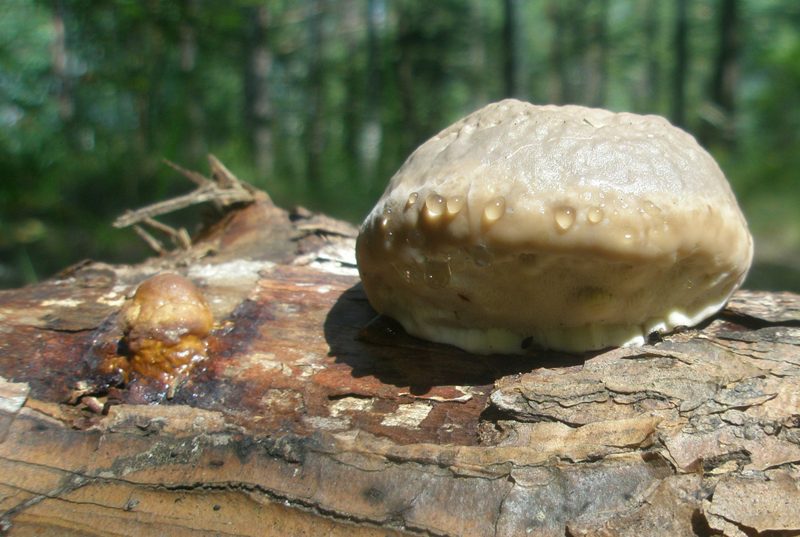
(0, 0), (798, 290)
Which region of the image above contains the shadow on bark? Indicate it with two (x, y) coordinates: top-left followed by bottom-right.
(324, 283), (593, 393)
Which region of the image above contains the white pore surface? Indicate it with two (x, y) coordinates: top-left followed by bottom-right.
(356, 100), (753, 353)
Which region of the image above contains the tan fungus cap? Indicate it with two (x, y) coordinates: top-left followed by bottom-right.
(356, 99), (753, 353)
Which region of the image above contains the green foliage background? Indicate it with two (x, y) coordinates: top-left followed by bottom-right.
(0, 0), (798, 290)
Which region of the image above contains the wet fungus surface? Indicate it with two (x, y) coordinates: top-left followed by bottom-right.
(102, 273), (214, 395)
(356, 99), (754, 353)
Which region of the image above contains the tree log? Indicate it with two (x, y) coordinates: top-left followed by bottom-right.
(1, 194), (798, 536)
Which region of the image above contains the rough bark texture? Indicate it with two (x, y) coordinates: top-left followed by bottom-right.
(0, 195), (798, 536)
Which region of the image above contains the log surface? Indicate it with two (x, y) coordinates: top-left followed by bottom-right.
(0, 197), (799, 536)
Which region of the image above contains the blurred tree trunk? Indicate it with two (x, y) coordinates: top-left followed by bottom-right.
(243, 5), (275, 182)
(395, 5), (422, 152)
(708, 0), (739, 145)
(390, 3), (465, 155)
(129, 19), (164, 200)
(671, 0), (688, 127)
(306, 0), (327, 191)
(133, 20), (162, 159)
(360, 0), (383, 186)
(546, 1), (570, 103)
(470, 1), (490, 105)
(180, 0), (206, 165)
(638, 0), (662, 113)
(585, 0), (609, 107)
(502, 0), (517, 98)
(51, 0), (74, 125)
(342, 2), (362, 188)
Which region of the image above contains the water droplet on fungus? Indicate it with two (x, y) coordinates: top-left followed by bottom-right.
(396, 264), (422, 285)
(587, 206), (604, 224)
(483, 197), (506, 223)
(425, 193), (446, 217)
(447, 195), (465, 215)
(554, 206), (576, 231)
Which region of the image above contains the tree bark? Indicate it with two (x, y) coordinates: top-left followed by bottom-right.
(1, 178), (799, 536)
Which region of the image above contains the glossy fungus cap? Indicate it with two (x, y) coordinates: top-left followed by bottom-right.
(122, 273), (213, 344)
(356, 99), (753, 353)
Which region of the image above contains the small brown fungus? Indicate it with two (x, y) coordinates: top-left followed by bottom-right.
(356, 100), (753, 353)
(111, 273), (213, 392)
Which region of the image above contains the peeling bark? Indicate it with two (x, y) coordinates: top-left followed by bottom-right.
(0, 190), (798, 536)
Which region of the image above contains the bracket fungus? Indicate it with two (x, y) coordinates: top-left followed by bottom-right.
(107, 273), (213, 393)
(356, 99), (753, 353)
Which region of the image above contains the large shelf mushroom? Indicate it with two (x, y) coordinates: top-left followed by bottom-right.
(356, 99), (753, 353)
